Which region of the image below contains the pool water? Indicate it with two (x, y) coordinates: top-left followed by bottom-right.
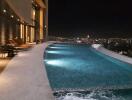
(44, 43), (132, 100)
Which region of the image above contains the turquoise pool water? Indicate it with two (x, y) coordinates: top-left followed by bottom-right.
(44, 43), (132, 100)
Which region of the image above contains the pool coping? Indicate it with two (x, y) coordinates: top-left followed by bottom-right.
(0, 42), (55, 100)
(92, 44), (132, 65)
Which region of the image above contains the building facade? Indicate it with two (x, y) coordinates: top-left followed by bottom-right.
(0, 0), (47, 45)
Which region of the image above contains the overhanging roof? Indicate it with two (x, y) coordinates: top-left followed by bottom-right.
(36, 0), (46, 8)
(5, 0), (32, 24)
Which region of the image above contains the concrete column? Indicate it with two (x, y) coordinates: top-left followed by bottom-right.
(45, 0), (48, 41)
(40, 8), (44, 40)
(30, 27), (35, 42)
(26, 25), (28, 43)
(16, 24), (20, 39)
(35, 9), (40, 42)
(24, 25), (26, 43)
(20, 24), (24, 42)
(9, 23), (13, 40)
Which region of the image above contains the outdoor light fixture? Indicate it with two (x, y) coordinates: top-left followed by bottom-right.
(35, 4), (38, 7)
(0, 53), (8, 58)
(17, 19), (20, 21)
(11, 15), (14, 18)
(3, 9), (6, 13)
(87, 35), (90, 38)
(22, 21), (24, 24)
(45, 58), (82, 70)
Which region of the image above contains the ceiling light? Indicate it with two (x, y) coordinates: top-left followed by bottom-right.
(17, 19), (20, 21)
(3, 9), (6, 13)
(11, 15), (14, 18)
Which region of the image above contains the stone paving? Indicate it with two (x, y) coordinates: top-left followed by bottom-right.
(0, 58), (11, 73)
(0, 43), (54, 100)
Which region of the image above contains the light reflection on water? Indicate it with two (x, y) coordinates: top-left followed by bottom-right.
(45, 50), (74, 55)
(44, 43), (132, 100)
(49, 46), (61, 49)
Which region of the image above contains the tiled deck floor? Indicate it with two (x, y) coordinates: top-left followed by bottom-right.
(0, 58), (11, 73)
(0, 43), (54, 100)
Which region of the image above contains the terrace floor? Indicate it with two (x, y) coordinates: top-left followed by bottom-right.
(0, 43), (54, 100)
(0, 58), (11, 73)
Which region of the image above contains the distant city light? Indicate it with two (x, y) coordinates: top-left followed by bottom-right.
(77, 37), (79, 40)
(87, 35), (90, 38)
(92, 44), (101, 49)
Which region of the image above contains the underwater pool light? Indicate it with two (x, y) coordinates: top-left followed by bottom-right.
(49, 46), (61, 49)
(45, 60), (64, 66)
(46, 50), (59, 54)
(46, 50), (73, 55)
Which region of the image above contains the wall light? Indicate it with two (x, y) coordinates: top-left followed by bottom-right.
(3, 9), (6, 13)
(11, 15), (14, 18)
(17, 19), (20, 21)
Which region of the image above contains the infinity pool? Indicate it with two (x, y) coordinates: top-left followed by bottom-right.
(44, 43), (132, 100)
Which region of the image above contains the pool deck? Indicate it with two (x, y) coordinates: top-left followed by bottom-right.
(0, 43), (54, 100)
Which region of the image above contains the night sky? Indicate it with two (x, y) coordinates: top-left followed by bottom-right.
(49, 0), (132, 37)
